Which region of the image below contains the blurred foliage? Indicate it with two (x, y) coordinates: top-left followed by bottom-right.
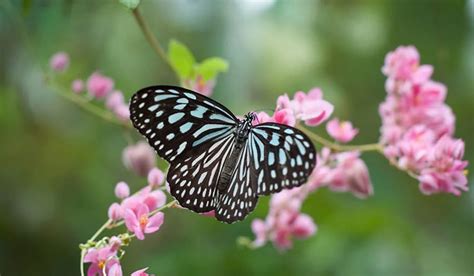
(0, 0), (473, 275)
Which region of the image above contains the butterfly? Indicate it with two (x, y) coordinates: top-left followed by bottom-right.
(129, 85), (316, 223)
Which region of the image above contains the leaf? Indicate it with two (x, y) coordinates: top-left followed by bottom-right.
(119, 0), (140, 9)
(196, 57), (229, 81)
(168, 40), (196, 79)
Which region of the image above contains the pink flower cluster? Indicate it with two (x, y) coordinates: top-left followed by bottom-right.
(308, 148), (373, 198)
(108, 168), (166, 240)
(84, 237), (123, 276)
(380, 46), (468, 196)
(251, 187), (316, 250)
(85, 237), (153, 276)
(257, 88), (334, 127)
(49, 52), (130, 123)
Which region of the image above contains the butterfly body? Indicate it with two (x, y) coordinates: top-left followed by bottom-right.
(130, 86), (316, 223)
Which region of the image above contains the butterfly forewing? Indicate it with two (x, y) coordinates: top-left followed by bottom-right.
(130, 86), (238, 162)
(250, 123), (316, 195)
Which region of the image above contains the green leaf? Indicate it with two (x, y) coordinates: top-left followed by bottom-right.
(21, 0), (32, 16)
(119, 0), (140, 9)
(196, 57), (229, 80)
(168, 40), (196, 79)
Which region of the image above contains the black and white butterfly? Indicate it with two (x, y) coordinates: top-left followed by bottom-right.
(130, 85), (316, 223)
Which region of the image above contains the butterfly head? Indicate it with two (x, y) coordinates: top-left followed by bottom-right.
(244, 112), (257, 123)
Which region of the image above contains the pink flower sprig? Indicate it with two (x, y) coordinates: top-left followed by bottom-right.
(256, 87), (334, 127)
(379, 46), (468, 196)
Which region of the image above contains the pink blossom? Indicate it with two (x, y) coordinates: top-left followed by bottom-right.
(329, 151), (373, 198)
(382, 46), (419, 80)
(71, 79), (84, 93)
(108, 203), (122, 221)
(114, 182), (130, 199)
(251, 219), (267, 247)
(124, 203), (165, 240)
(275, 88), (333, 127)
(142, 190), (167, 211)
(291, 214), (317, 238)
(184, 75), (215, 96)
(273, 108), (296, 127)
(147, 168), (165, 187)
(131, 267), (152, 276)
(201, 210), (216, 217)
(87, 72), (114, 99)
(106, 91), (125, 111)
(326, 118), (359, 143)
(114, 104), (131, 122)
(108, 263), (123, 276)
(122, 141), (157, 177)
(108, 236), (122, 252)
(255, 111), (273, 125)
(49, 52), (69, 72)
(84, 245), (119, 276)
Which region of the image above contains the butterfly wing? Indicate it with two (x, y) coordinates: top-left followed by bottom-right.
(130, 85), (238, 163)
(249, 123), (317, 195)
(166, 133), (236, 213)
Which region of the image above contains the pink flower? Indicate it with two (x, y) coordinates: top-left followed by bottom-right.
(251, 219), (267, 247)
(131, 267), (152, 276)
(87, 72), (114, 99)
(291, 213), (317, 238)
(147, 168), (165, 187)
(255, 111), (273, 125)
(326, 118), (359, 143)
(114, 104), (130, 122)
(49, 52), (69, 72)
(84, 245), (119, 276)
(184, 75), (215, 96)
(108, 263), (122, 276)
(106, 91), (125, 111)
(122, 141), (157, 177)
(275, 88), (333, 127)
(108, 236), (122, 252)
(71, 79), (84, 93)
(108, 202), (122, 221)
(114, 181), (130, 199)
(382, 45), (419, 80)
(273, 108), (296, 126)
(124, 204), (165, 240)
(328, 151), (373, 199)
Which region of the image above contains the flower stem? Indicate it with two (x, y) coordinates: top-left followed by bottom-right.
(131, 7), (171, 68)
(46, 76), (132, 129)
(298, 124), (383, 153)
(79, 219), (112, 276)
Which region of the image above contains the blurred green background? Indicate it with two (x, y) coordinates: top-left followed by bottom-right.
(1, 0), (473, 275)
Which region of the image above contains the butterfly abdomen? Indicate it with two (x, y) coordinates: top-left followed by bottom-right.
(217, 117), (252, 191)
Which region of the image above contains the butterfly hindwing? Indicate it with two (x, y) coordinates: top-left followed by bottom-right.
(249, 123), (316, 195)
(167, 134), (236, 213)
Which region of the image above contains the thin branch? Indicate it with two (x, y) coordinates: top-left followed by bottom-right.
(132, 7), (171, 68)
(298, 124), (383, 153)
(46, 76), (132, 129)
